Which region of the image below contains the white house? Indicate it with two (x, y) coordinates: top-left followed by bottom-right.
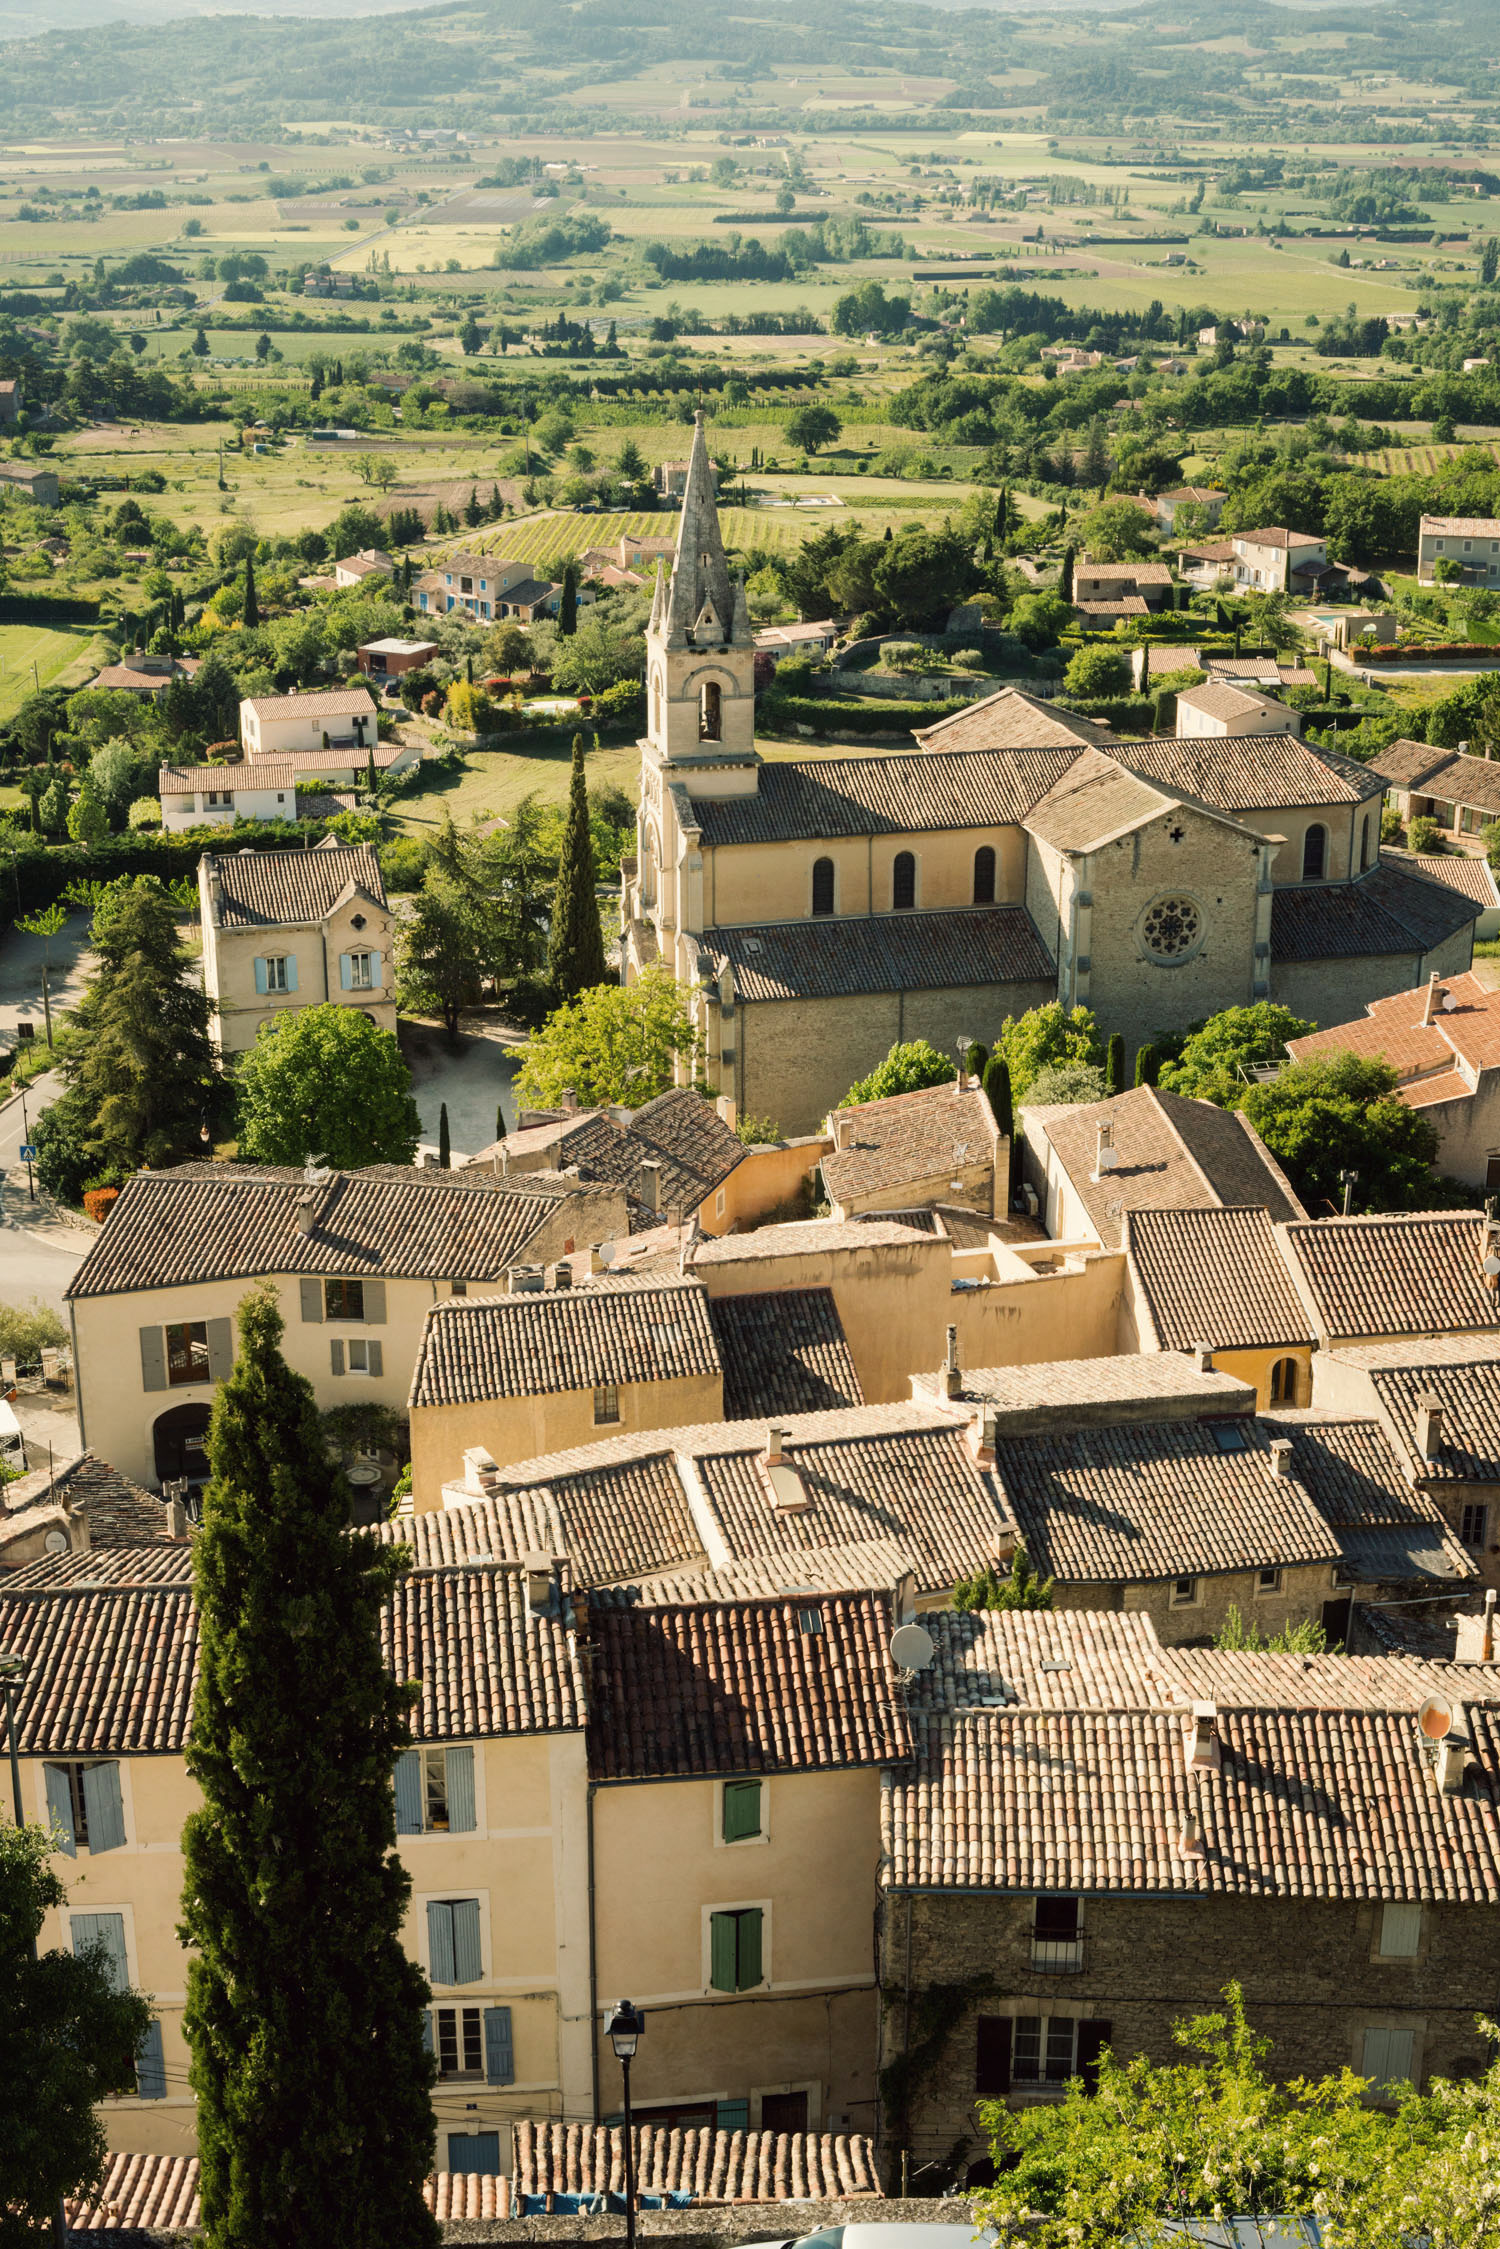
(159, 764), (300, 834)
(1417, 516), (1500, 586)
(333, 548), (394, 588)
(1175, 682), (1303, 740)
(1230, 527), (1328, 593)
(240, 688), (378, 759)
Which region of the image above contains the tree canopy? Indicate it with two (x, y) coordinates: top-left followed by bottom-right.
(838, 1038), (956, 1107)
(1157, 1002), (1318, 1106)
(514, 964), (698, 1109)
(234, 1006), (421, 1169)
(1239, 1053), (1446, 1214)
(995, 1003), (1103, 1105)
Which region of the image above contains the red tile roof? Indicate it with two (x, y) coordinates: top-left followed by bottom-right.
(513, 2120), (882, 2201)
(1278, 1210), (1500, 1341)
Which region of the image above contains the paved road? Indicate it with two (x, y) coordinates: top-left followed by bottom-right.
(405, 1015), (523, 1162)
(0, 1069), (94, 1320)
(0, 908), (94, 1045)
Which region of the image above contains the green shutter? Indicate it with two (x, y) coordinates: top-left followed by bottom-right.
(709, 1911), (737, 1993)
(722, 1779), (762, 1843)
(736, 1907), (763, 1991)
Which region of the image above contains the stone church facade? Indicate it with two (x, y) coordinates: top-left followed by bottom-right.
(621, 419), (1478, 1134)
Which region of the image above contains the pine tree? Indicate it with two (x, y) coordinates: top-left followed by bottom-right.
(179, 1292), (437, 2249)
(1105, 1032), (1125, 1095)
(559, 559), (579, 637)
(438, 1101), (451, 1168)
(243, 554), (259, 630)
(1134, 1041), (1161, 1088)
(547, 732), (607, 1000)
(464, 483), (482, 527)
(489, 483), (503, 517)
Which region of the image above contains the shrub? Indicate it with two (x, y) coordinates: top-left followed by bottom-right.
(1407, 815), (1445, 853)
(0, 1297), (68, 1369)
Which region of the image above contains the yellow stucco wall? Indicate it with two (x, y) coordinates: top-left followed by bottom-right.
(409, 1370), (725, 1511)
(205, 888), (397, 1056)
(702, 826), (1027, 929)
(695, 1234), (954, 1404)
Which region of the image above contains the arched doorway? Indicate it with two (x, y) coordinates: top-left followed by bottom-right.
(1269, 1357), (1299, 1406)
(153, 1403), (212, 1486)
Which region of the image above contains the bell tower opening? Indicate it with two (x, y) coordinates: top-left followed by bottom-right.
(699, 680), (722, 742)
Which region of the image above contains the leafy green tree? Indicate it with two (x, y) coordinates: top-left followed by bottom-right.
(996, 1003), (1103, 1105)
(180, 1290), (437, 2249)
(547, 614), (645, 697)
(65, 769), (109, 850)
(975, 1984), (1388, 2249)
(953, 1548), (1053, 1611)
(785, 403), (842, 455)
(965, 1041), (988, 1079)
(1, 1821), (153, 2246)
(514, 964), (697, 1108)
(616, 437), (647, 483)
(548, 734), (608, 1001)
(90, 738), (152, 827)
(838, 1039), (956, 1108)
(1215, 1605), (1326, 1654)
(1027, 1061), (1109, 1105)
(190, 325), (209, 358)
(1239, 1054), (1444, 1214)
(235, 1007), (420, 1169)
(395, 867), (487, 1044)
(1351, 2026), (1500, 2246)
(1076, 497), (1157, 562)
(1158, 1003), (1318, 1106)
(1064, 645), (1131, 699)
(1008, 590), (1075, 649)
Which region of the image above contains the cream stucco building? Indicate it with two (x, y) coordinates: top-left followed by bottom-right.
(621, 420), (1477, 1135)
(199, 841), (397, 1053)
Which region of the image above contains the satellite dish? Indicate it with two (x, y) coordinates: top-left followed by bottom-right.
(43, 1528), (68, 1555)
(890, 1622), (935, 1674)
(1443, 991), (1459, 1011)
(1418, 1693), (1453, 1741)
(1484, 1254), (1500, 1277)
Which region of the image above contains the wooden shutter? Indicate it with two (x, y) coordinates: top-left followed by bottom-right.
(45, 1764), (76, 1855)
(736, 1906), (762, 1990)
(484, 2005), (514, 2085)
(393, 1749), (423, 1835)
(254, 958), (268, 996)
(139, 1327), (167, 1393)
(975, 2016), (1012, 2097)
(722, 1779), (762, 1843)
(72, 1911), (128, 1992)
(339, 954), (353, 989)
(362, 1279), (386, 1324)
(451, 1897), (483, 1986)
(205, 1319), (234, 1383)
(284, 954), (299, 992)
(445, 1747), (476, 1833)
(330, 1338), (345, 1376)
(366, 1340), (384, 1379)
(427, 1901), (456, 1986)
(715, 2099), (749, 2131)
(299, 1279), (323, 1323)
(82, 1763), (126, 1854)
(1384, 2028), (1415, 2085)
(1379, 1902), (1422, 1958)
(136, 2019), (167, 2100)
(449, 2131), (502, 2176)
(1076, 2020), (1112, 2095)
(709, 1911), (737, 1992)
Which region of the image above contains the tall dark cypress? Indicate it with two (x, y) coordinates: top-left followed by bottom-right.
(559, 560), (579, 638)
(242, 554), (259, 630)
(438, 1101), (451, 1169)
(547, 732), (607, 1000)
(179, 1292), (437, 2249)
(1105, 1032), (1125, 1095)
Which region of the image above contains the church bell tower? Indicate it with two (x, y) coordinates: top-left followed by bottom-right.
(642, 412), (759, 792)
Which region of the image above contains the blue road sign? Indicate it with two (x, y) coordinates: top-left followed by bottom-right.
(18, 1144), (36, 1160)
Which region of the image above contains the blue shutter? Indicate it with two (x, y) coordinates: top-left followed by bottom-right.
(448, 2131), (502, 2176)
(72, 1912), (128, 1993)
(451, 1897), (482, 1986)
(284, 954), (299, 993)
(445, 1747), (476, 1833)
(136, 2019), (166, 2100)
(715, 2099), (749, 2131)
(45, 1765), (76, 1855)
(254, 958), (268, 996)
(427, 1901), (456, 1986)
(83, 1762), (126, 1853)
(420, 2010), (434, 2054)
(339, 955), (353, 990)
(484, 2005), (514, 2085)
(394, 1749), (423, 1835)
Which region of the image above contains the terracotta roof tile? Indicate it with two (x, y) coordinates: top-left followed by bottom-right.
(910, 1353), (1253, 1425)
(1289, 969), (1500, 1083)
(1369, 738), (1457, 791)
(65, 2153), (202, 2233)
(907, 1607), (1175, 1714)
(707, 1288), (864, 1419)
(1022, 751), (1181, 851)
(1124, 1205), (1315, 1351)
(1121, 731), (1382, 810)
(385, 1450), (708, 1588)
(205, 842), (386, 929)
(513, 2120), (882, 2202)
(912, 686), (1120, 755)
(408, 1278), (721, 1409)
(1, 1452), (174, 1546)
(1272, 861), (1482, 962)
(705, 907), (1055, 1004)
(1279, 1211), (1500, 1341)
(821, 1081), (998, 1205)
(243, 687), (376, 719)
(1030, 1086), (1305, 1249)
(1339, 1336), (1500, 1482)
(686, 746), (1079, 848)
(1264, 1411), (1477, 1583)
(616, 1534), (913, 1605)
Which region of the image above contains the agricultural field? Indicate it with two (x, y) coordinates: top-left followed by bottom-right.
(0, 622), (103, 722)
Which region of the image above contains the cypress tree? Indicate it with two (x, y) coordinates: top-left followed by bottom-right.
(179, 1292), (437, 2249)
(559, 559), (579, 637)
(1059, 544), (1075, 604)
(1134, 1041), (1161, 1088)
(982, 1053), (1013, 1140)
(365, 746), (379, 798)
(242, 554), (259, 630)
(1105, 1032), (1125, 1095)
(964, 1041), (988, 1081)
(547, 732), (607, 1000)
(495, 1102), (506, 1142)
(438, 1101), (451, 1169)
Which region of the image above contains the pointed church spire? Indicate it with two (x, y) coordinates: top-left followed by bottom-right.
(662, 412), (747, 649)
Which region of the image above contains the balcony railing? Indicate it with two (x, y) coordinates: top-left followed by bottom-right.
(1029, 1938), (1084, 1974)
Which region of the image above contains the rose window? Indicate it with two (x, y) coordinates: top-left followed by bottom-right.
(1141, 896), (1201, 960)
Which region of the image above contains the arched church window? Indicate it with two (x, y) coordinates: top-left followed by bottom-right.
(893, 852), (916, 911)
(973, 846), (996, 905)
(812, 858), (835, 917)
(699, 681), (722, 742)
(1302, 824), (1327, 882)
(1359, 814), (1371, 872)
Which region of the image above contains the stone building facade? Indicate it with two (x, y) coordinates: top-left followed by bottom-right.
(622, 421), (1477, 1134)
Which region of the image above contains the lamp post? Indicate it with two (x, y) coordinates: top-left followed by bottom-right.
(606, 2000), (645, 2249)
(1, 1648), (25, 1828)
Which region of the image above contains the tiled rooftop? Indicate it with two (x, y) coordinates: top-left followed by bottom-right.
(1120, 731), (1381, 810)
(586, 1588), (909, 1780)
(704, 907), (1055, 1005)
(1030, 1085), (1305, 1249)
(1337, 1336), (1500, 1483)
(686, 745), (1079, 847)
(821, 1080), (998, 1206)
(910, 1353), (1253, 1427)
(906, 1607), (1173, 1715)
(513, 2121), (883, 2202)
(617, 1534), (914, 1605)
(0, 1451), (174, 1545)
(204, 842), (386, 929)
(1288, 969), (1500, 1088)
(706, 1288), (864, 1419)
(1278, 1210), (1500, 1342)
(1264, 1412), (1476, 1584)
(1271, 860), (1479, 963)
(1369, 738), (1456, 792)
(1123, 1204), (1315, 1351)
(1022, 750), (1186, 853)
(690, 1217), (938, 1265)
(912, 686), (1120, 755)
(408, 1278), (721, 1409)
(243, 687), (376, 719)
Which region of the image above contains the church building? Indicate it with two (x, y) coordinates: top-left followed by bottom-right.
(622, 418), (1478, 1134)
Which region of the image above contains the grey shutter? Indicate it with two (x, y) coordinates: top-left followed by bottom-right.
(484, 2006), (514, 2086)
(362, 1279), (386, 1324)
(45, 1765), (76, 1855)
(136, 2019), (166, 2099)
(205, 1318), (234, 1383)
(299, 1278), (323, 1323)
(284, 954), (299, 993)
(82, 1762), (126, 1853)
(72, 1911), (128, 1992)
(330, 1338), (345, 1376)
(139, 1327), (167, 1393)
(254, 958), (268, 997)
(445, 1747), (476, 1833)
(394, 1749), (423, 1835)
(366, 1339), (383, 1379)
(451, 1897), (482, 1986)
(420, 2010), (434, 2054)
(427, 1900), (456, 1986)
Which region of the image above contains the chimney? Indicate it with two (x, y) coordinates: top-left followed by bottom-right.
(523, 1550), (556, 1618)
(561, 1085), (578, 1115)
(1436, 1732), (1469, 1794)
(1176, 1808), (1204, 1858)
(1481, 1219), (1500, 1291)
(553, 1261), (573, 1291)
(1454, 1587), (1498, 1665)
(66, 1504), (92, 1556)
(463, 1446), (501, 1497)
(1183, 1701), (1219, 1772)
(1422, 970), (1444, 1026)
(969, 1406), (998, 1467)
(766, 1424), (786, 1466)
(832, 1111), (854, 1152)
(639, 1158), (662, 1216)
(1268, 1437), (1294, 1479)
(165, 1495), (188, 1540)
(1414, 1395), (1444, 1461)
(1092, 1120), (1117, 1180)
(294, 1189), (317, 1235)
(942, 1324), (961, 1399)
(1192, 1342), (1214, 1373)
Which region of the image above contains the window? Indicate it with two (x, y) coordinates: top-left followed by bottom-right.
(427, 1897), (483, 1986)
(1211, 1420), (1248, 1453)
(1032, 1896), (1082, 1971)
(1360, 815), (1371, 871)
(435, 2005), (484, 2079)
(450, 1280), (467, 1297)
(976, 2017), (1013, 2098)
(892, 851), (916, 911)
(262, 955), (291, 993)
(448, 2131), (502, 2174)
(699, 680), (722, 741)
(594, 1381), (620, 1425)
(811, 857), (835, 917)
(1171, 1575), (1199, 1607)
(1361, 2025), (1416, 2091)
(325, 1278), (365, 1321)
(759, 2091), (808, 2133)
(1012, 2017), (1113, 2093)
(722, 1779), (764, 1844)
(1460, 1502), (1488, 1551)
(342, 951), (376, 990)
(164, 1322), (209, 1387)
(70, 1911), (128, 1990)
(136, 2020), (166, 2100)
(1378, 1902), (1423, 1959)
(345, 1337), (382, 1377)
(395, 1746), (476, 1835)
(1302, 824), (1327, 881)
(1141, 895), (1202, 961)
(1256, 1567), (1282, 1595)
(1269, 1357), (1298, 1405)
(973, 845), (996, 905)
(709, 1906), (764, 1991)
(715, 1188), (726, 1216)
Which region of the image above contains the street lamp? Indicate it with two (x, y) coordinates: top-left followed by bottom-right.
(1, 1647), (27, 1830)
(606, 2000), (646, 2249)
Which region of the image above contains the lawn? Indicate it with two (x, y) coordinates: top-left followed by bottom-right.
(393, 730), (643, 833)
(0, 624), (103, 723)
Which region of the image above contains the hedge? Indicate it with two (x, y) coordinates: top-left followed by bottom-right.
(758, 693), (969, 737)
(0, 820), (331, 926)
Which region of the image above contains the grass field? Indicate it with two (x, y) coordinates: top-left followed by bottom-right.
(0, 624), (103, 722)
